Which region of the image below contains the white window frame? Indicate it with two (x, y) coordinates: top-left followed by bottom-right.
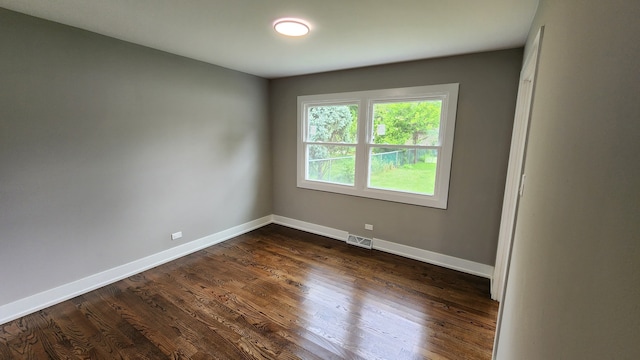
(297, 83), (459, 209)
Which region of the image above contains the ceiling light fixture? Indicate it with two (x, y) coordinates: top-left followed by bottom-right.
(273, 18), (310, 37)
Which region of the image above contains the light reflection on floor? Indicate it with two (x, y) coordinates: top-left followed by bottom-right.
(299, 265), (427, 359)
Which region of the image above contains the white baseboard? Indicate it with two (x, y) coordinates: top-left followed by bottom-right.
(372, 238), (494, 279)
(272, 215), (493, 279)
(0, 216), (272, 325)
(271, 215), (349, 241)
(1, 214), (493, 325)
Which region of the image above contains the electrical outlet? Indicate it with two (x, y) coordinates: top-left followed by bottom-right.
(171, 231), (183, 240)
(365, 224), (373, 231)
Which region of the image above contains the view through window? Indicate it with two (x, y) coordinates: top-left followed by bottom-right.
(297, 84), (458, 208)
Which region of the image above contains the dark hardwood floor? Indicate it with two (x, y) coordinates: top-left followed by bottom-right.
(0, 224), (498, 359)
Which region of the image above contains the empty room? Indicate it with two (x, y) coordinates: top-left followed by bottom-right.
(1, 1), (638, 359)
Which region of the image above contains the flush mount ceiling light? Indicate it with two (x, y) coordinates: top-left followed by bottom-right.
(273, 18), (310, 37)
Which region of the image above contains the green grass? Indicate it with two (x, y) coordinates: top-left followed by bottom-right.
(308, 157), (355, 185)
(369, 162), (436, 195)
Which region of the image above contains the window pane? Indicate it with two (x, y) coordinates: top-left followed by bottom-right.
(307, 145), (356, 185)
(371, 100), (442, 146)
(369, 148), (438, 195)
(307, 105), (358, 143)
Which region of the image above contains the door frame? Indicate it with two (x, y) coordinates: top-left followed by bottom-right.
(491, 27), (544, 301)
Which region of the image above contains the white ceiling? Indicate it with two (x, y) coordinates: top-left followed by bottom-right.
(0, 0), (539, 79)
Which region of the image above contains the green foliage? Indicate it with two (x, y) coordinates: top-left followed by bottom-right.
(308, 105), (356, 143)
(307, 105), (357, 182)
(305, 102), (441, 187)
(372, 100), (442, 146)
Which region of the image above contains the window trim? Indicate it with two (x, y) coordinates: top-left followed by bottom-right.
(297, 83), (459, 209)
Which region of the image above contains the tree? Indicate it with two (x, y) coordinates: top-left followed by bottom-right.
(307, 105), (356, 181)
(372, 100), (441, 163)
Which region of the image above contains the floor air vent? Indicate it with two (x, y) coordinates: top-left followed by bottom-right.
(347, 234), (373, 249)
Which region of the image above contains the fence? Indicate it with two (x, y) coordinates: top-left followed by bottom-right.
(307, 155), (355, 183)
(308, 150), (407, 183)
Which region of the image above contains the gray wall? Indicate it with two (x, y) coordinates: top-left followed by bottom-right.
(270, 50), (522, 266)
(495, 0), (640, 358)
(0, 9), (271, 306)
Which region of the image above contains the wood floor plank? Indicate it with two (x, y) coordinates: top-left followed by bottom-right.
(73, 292), (170, 359)
(46, 301), (119, 359)
(0, 224), (498, 359)
(0, 342), (13, 360)
(122, 277), (277, 359)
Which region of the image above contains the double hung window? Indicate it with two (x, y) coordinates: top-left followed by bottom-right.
(297, 84), (459, 208)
